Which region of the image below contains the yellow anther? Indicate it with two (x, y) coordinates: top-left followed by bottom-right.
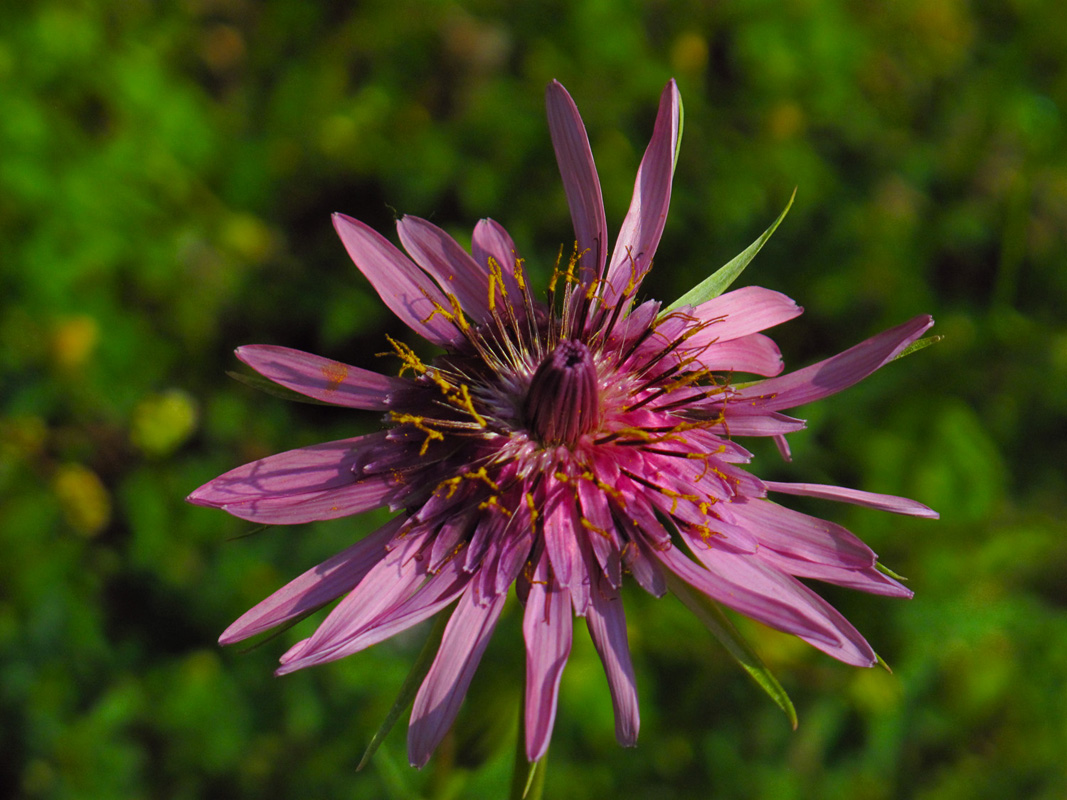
(462, 466), (500, 492)
(383, 335), (427, 377)
(478, 495), (513, 517)
(525, 492), (539, 525)
(389, 412), (445, 455)
(455, 383), (487, 427)
(580, 517), (611, 539)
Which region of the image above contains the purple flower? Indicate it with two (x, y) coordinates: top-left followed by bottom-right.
(190, 80), (936, 767)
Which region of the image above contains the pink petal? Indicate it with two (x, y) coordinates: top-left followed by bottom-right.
(655, 541), (876, 666)
(585, 574), (640, 747)
(277, 554), (471, 674)
(542, 480), (584, 594)
(187, 432), (389, 507)
(332, 213), (462, 346)
(732, 315), (934, 411)
(277, 528), (431, 668)
(523, 552), (573, 761)
(408, 586), (507, 767)
(546, 80), (607, 286)
(713, 411), (806, 437)
(756, 549), (914, 598)
(397, 216), (492, 322)
(577, 476), (623, 587)
(215, 471), (403, 524)
(603, 79), (682, 306)
(726, 498), (875, 568)
(764, 481), (939, 518)
(471, 218), (523, 297)
(694, 333), (785, 376)
(219, 517), (402, 644)
(686, 287), (802, 345)
(235, 345), (406, 409)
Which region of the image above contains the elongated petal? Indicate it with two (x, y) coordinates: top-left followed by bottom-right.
(523, 552), (573, 761)
(695, 333), (785, 376)
(397, 216), (493, 321)
(220, 517), (402, 644)
(546, 80), (607, 285)
(187, 432), (393, 508)
(655, 541), (876, 666)
(471, 218), (523, 297)
(764, 481), (939, 518)
(585, 575), (639, 746)
(408, 587), (507, 767)
(333, 213), (462, 346)
(727, 498), (875, 568)
(542, 480), (584, 592)
(687, 287), (802, 347)
(278, 554), (471, 674)
(712, 412), (806, 437)
(604, 79), (682, 305)
(216, 471), (402, 524)
(277, 529), (431, 668)
(235, 345), (406, 409)
(733, 315), (934, 411)
(756, 549), (914, 598)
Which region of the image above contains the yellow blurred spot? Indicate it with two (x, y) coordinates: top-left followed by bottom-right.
(53, 463), (111, 537)
(130, 389), (199, 457)
(767, 102), (805, 141)
(50, 315), (99, 370)
(220, 213), (274, 264)
(670, 32), (709, 76)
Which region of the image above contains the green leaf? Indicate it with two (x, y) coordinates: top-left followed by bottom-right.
(227, 370), (334, 406)
(664, 188), (797, 313)
(357, 613), (449, 771)
(667, 573), (798, 729)
(891, 334), (943, 362)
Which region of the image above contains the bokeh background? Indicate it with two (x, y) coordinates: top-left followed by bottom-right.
(3, 1), (1065, 798)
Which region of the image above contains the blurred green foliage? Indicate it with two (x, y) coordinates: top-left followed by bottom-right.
(2, 0), (1066, 798)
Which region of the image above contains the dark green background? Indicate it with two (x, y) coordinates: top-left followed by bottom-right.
(2, 1), (1064, 797)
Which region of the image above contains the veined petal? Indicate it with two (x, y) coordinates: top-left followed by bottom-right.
(546, 80), (607, 285)
(471, 218), (523, 297)
(277, 553), (471, 674)
(277, 527), (432, 669)
(523, 552), (573, 761)
(732, 315), (934, 411)
(397, 216), (493, 322)
(235, 345), (406, 409)
(542, 479), (584, 593)
(694, 333), (785, 376)
(765, 481), (939, 518)
(216, 471), (403, 524)
(333, 213), (462, 346)
(219, 517), (402, 645)
(585, 574), (640, 746)
(187, 433), (389, 507)
(603, 79), (682, 306)
(727, 498), (875, 568)
(655, 541), (876, 666)
(686, 287), (802, 344)
(757, 549), (914, 598)
(408, 586), (507, 768)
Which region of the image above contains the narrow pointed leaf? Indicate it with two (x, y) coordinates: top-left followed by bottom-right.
(357, 613), (449, 771)
(665, 188), (797, 313)
(667, 573), (798, 729)
(892, 334), (943, 361)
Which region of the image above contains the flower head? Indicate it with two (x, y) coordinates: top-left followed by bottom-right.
(189, 79), (936, 767)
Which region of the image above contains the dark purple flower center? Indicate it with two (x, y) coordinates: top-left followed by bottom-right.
(523, 339), (600, 446)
